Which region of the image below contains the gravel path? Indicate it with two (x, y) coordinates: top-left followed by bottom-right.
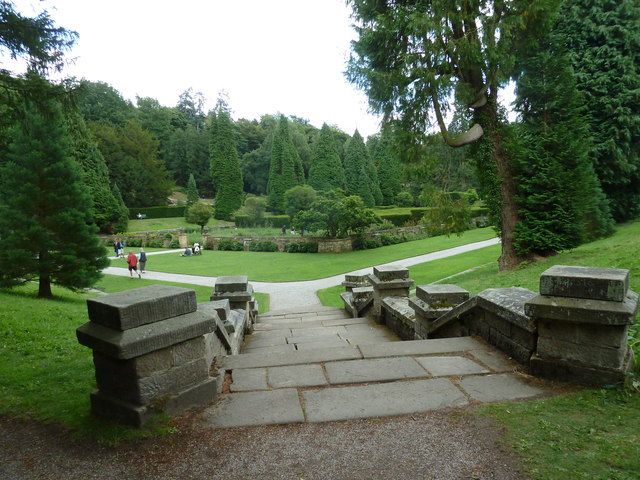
(0, 407), (525, 480)
(103, 238), (500, 310)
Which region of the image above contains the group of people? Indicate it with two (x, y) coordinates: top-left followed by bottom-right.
(112, 239), (125, 258)
(181, 243), (201, 257)
(125, 248), (147, 278)
(280, 225), (304, 236)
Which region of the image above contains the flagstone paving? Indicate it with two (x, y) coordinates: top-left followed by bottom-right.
(204, 306), (548, 428)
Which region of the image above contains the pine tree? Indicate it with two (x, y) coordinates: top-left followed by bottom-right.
(513, 25), (614, 256)
(365, 137), (383, 206)
(186, 172), (199, 207)
(210, 108), (243, 220)
(344, 130), (374, 206)
(308, 124), (346, 192)
(0, 96), (108, 298)
(111, 183), (129, 232)
(267, 115), (302, 212)
(556, 0), (640, 221)
(374, 131), (402, 205)
(66, 111), (127, 233)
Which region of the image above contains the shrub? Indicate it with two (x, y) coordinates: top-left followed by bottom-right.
(248, 241), (278, 252)
(218, 239), (244, 251)
(233, 214), (290, 228)
(169, 239), (180, 249)
(146, 238), (164, 248)
(284, 242), (318, 253)
(376, 212), (412, 226)
(396, 191), (414, 207)
(352, 236), (382, 250)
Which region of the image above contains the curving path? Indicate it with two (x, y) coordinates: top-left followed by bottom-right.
(103, 237), (500, 310)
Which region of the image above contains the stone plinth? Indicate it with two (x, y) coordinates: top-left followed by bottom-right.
(211, 276), (257, 343)
(412, 285), (470, 339)
(382, 296), (416, 340)
(368, 265), (414, 323)
(77, 286), (218, 427)
(342, 274), (371, 292)
(526, 265), (638, 386)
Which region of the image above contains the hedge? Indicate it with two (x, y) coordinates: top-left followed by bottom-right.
(233, 214), (290, 228)
(248, 241), (278, 252)
(284, 242), (318, 253)
(377, 206), (489, 227)
(218, 239), (244, 251)
(128, 206), (186, 219)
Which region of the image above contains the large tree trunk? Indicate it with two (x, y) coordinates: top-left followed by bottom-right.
(475, 99), (522, 270)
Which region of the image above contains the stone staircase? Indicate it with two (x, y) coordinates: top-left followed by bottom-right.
(203, 307), (546, 428)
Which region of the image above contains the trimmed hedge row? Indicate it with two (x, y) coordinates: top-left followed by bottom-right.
(233, 214), (290, 228)
(218, 240), (244, 251)
(284, 242), (318, 253)
(377, 206), (490, 227)
(128, 206), (186, 219)
(248, 241), (278, 252)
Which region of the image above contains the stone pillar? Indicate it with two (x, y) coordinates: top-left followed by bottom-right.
(76, 286), (218, 427)
(341, 274), (371, 293)
(411, 284), (470, 339)
(525, 265), (638, 386)
(211, 276), (255, 334)
(369, 265), (414, 323)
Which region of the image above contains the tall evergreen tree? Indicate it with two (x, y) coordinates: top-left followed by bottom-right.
(513, 24), (614, 256)
(111, 182), (128, 230)
(344, 130), (374, 206)
(267, 115), (302, 212)
(374, 131), (402, 205)
(0, 96), (108, 298)
(185, 172), (199, 207)
(210, 108), (243, 220)
(364, 136), (383, 206)
(66, 111), (128, 233)
(556, 0), (640, 221)
(308, 124), (346, 192)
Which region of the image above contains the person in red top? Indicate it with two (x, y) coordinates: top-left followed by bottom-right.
(127, 252), (141, 278)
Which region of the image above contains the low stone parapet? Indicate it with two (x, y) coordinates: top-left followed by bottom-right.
(526, 265), (638, 386)
(76, 286), (218, 426)
(381, 296), (416, 340)
(411, 285), (470, 339)
(369, 265), (414, 323)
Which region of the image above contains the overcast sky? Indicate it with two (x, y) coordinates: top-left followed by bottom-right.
(11, 0), (384, 136)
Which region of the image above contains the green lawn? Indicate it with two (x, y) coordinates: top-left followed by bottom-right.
(126, 216), (231, 232)
(318, 220), (640, 480)
(122, 227), (496, 282)
(0, 277), (268, 445)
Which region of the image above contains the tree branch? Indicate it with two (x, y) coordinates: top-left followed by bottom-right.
(431, 88), (484, 147)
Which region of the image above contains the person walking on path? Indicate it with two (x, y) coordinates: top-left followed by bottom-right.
(113, 239), (119, 257)
(138, 248), (147, 273)
(127, 252), (141, 278)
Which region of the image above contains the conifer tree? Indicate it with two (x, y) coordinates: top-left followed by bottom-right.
(0, 96), (108, 298)
(267, 115), (302, 212)
(365, 138), (383, 206)
(374, 131), (402, 205)
(513, 26), (614, 256)
(308, 124), (346, 192)
(186, 172), (199, 207)
(111, 182), (129, 231)
(210, 108), (243, 220)
(66, 111), (127, 233)
(344, 130), (374, 206)
(556, 0), (640, 221)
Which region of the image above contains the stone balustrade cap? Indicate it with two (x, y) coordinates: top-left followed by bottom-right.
(409, 296), (451, 319)
(76, 306), (216, 360)
(525, 290), (638, 326)
(539, 265), (630, 302)
(214, 275), (249, 293)
(416, 284), (470, 307)
(373, 264), (410, 281)
(207, 299), (231, 321)
(368, 273), (414, 289)
(344, 274), (371, 284)
(86, 286), (197, 331)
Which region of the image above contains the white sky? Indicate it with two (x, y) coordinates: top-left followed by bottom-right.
(10, 0), (384, 136)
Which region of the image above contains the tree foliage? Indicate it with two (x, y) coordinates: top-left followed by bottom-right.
(373, 130), (402, 205)
(308, 124), (345, 192)
(185, 172), (199, 207)
(344, 130), (374, 206)
(0, 94), (108, 298)
(185, 201), (213, 233)
(556, 0), (640, 221)
(267, 115), (302, 212)
(210, 107), (243, 220)
(284, 184), (317, 218)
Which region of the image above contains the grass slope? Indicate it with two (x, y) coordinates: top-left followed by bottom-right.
(117, 227), (496, 282)
(0, 277), (268, 444)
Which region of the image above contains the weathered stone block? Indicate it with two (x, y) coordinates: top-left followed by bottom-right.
(77, 307), (216, 360)
(172, 336), (206, 366)
(530, 350), (634, 386)
(539, 265), (630, 302)
(352, 286), (374, 301)
(538, 320), (629, 349)
(214, 275), (249, 293)
(477, 288), (537, 332)
(525, 291), (638, 325)
(536, 335), (626, 369)
(373, 264), (409, 281)
(164, 377), (217, 415)
(344, 274), (370, 285)
(416, 284), (470, 307)
(95, 357), (210, 405)
(409, 296), (450, 320)
(206, 299), (230, 322)
(86, 286), (197, 330)
(93, 349), (172, 379)
(382, 296), (415, 340)
(90, 390), (151, 427)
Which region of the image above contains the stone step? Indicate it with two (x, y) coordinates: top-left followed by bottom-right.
(253, 316), (369, 331)
(222, 336), (488, 370)
(259, 307), (348, 320)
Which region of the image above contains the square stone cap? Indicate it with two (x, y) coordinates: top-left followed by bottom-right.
(416, 284), (470, 307)
(409, 296), (451, 319)
(373, 264), (409, 281)
(86, 286), (197, 331)
(368, 273), (414, 289)
(344, 274), (371, 284)
(77, 305), (216, 360)
(208, 299), (230, 321)
(539, 265), (630, 302)
(525, 290), (638, 326)
(382, 296), (416, 322)
(476, 287), (538, 332)
(352, 286), (374, 295)
(215, 276), (249, 294)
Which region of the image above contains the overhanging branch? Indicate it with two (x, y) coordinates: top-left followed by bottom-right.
(431, 89), (484, 147)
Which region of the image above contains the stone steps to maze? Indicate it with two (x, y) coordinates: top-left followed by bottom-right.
(206, 336), (547, 428)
